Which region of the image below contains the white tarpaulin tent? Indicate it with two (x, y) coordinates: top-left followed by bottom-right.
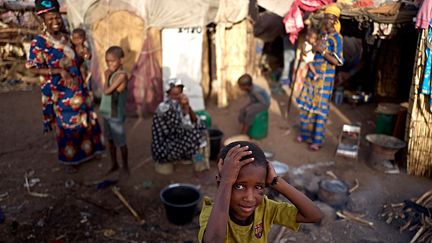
(65, 0), (242, 30)
(65, 0), (251, 110)
(162, 27), (205, 111)
(257, 0), (294, 17)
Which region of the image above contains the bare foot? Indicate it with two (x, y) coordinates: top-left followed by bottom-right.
(309, 144), (321, 151)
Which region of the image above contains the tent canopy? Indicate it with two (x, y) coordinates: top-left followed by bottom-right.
(65, 0), (249, 29)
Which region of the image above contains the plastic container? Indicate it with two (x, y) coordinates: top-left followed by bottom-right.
(160, 184), (201, 225)
(375, 103), (399, 135)
(248, 110), (269, 140)
(195, 110), (212, 128)
(208, 128), (223, 161)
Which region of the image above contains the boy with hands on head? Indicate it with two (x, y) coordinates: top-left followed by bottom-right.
(198, 141), (322, 243)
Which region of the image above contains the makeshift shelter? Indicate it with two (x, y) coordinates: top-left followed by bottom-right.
(66, 0), (254, 113)
(406, 29), (432, 177)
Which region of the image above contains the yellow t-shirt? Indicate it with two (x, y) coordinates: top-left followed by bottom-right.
(198, 196), (300, 243)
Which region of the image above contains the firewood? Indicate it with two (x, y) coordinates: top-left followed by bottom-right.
(337, 210), (374, 228)
(349, 179), (360, 193)
(326, 170), (338, 179)
(112, 186), (145, 225)
(410, 226), (425, 243)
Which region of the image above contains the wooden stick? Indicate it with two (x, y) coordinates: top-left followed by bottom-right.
(74, 195), (118, 215)
(274, 226), (287, 243)
(410, 226), (425, 243)
(0, 28), (39, 35)
(416, 190), (432, 205)
(112, 186), (145, 225)
(326, 170), (338, 180)
(349, 179), (360, 193)
(24, 173), (49, 198)
(337, 210), (374, 228)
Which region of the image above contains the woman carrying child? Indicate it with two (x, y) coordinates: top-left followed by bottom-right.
(26, 0), (104, 173)
(296, 4), (344, 151)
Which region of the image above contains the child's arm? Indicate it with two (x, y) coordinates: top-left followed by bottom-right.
(104, 72), (127, 95)
(267, 163), (322, 223)
(308, 63), (319, 80)
(203, 145), (254, 243)
(83, 46), (91, 60)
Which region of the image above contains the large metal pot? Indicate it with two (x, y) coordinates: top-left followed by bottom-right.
(317, 179), (349, 208)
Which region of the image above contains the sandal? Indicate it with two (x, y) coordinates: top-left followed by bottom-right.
(296, 136), (303, 143)
(309, 144), (321, 151)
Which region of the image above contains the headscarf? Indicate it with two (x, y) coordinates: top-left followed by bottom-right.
(165, 78), (184, 94)
(323, 4), (341, 33)
(35, 0), (60, 16)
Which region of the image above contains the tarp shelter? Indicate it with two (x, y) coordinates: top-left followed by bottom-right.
(66, 0), (253, 112)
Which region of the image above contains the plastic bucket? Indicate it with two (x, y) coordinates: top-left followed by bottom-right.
(375, 113), (396, 135)
(208, 128), (223, 161)
(375, 103), (399, 135)
(248, 110), (269, 140)
(160, 184), (201, 225)
(195, 110), (212, 128)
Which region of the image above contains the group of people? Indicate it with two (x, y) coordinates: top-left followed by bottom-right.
(26, 0), (129, 174)
(25, 1), (342, 241)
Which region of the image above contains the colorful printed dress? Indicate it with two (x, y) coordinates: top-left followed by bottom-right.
(296, 32), (344, 145)
(26, 33), (104, 164)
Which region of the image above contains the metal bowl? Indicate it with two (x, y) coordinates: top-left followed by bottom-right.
(271, 161), (289, 176)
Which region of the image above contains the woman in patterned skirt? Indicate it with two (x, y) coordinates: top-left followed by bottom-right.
(296, 4), (344, 151)
(26, 0), (104, 172)
(151, 79), (206, 165)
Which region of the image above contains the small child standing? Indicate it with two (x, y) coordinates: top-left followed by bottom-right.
(198, 141), (322, 242)
(99, 46), (129, 174)
(237, 74), (270, 134)
(71, 28), (92, 86)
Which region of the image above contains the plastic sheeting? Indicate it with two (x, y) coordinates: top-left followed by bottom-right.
(65, 0), (247, 28)
(257, 0), (294, 17)
(127, 38), (163, 116)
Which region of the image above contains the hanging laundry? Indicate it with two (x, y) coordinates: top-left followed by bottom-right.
(283, 0), (333, 44)
(416, 0), (432, 29)
(421, 20), (432, 112)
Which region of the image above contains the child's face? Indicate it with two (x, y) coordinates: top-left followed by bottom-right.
(306, 32), (318, 45)
(71, 33), (85, 46)
(229, 164), (266, 221)
(105, 53), (122, 72)
(238, 83), (251, 92)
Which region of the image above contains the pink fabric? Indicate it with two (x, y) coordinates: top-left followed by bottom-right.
(416, 0), (432, 29)
(283, 0), (333, 44)
(126, 38), (163, 116)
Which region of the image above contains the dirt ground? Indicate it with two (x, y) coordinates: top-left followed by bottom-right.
(1, 74), (432, 243)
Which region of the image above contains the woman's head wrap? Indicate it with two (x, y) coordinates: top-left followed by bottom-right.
(165, 78), (184, 93)
(323, 4), (341, 33)
(35, 0), (60, 16)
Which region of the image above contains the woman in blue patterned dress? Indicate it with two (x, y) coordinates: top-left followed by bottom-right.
(296, 4), (344, 151)
(26, 0), (104, 172)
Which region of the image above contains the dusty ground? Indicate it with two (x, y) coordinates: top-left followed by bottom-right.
(0, 75), (432, 242)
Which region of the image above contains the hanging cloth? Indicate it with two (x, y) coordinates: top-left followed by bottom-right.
(421, 20), (432, 112)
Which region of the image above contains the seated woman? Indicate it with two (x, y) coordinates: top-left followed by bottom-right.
(151, 79), (207, 168)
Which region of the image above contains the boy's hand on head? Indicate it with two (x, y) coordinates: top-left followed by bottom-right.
(266, 161), (278, 186)
(217, 145), (254, 185)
